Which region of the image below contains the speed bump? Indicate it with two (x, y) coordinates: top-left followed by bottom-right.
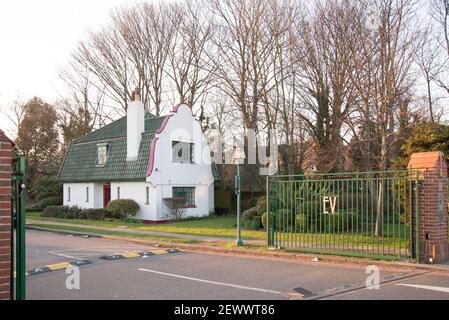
(99, 249), (181, 260)
(14, 260), (92, 277)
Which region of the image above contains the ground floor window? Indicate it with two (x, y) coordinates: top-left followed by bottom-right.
(86, 186), (89, 202)
(172, 187), (195, 207)
(145, 186), (150, 205)
(68, 187), (71, 202)
(117, 187), (120, 199)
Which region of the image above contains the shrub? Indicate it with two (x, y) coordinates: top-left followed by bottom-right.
(242, 207), (262, 230)
(276, 209), (297, 232)
(65, 206), (82, 219)
(106, 199), (139, 220)
(249, 197), (259, 208)
(42, 205), (64, 218)
(81, 208), (109, 221)
(42, 205), (82, 219)
(162, 197), (187, 220)
(261, 211), (278, 230)
(38, 196), (63, 210)
(321, 213), (357, 232)
(25, 205), (42, 213)
(256, 196), (266, 215)
(36, 192), (59, 202)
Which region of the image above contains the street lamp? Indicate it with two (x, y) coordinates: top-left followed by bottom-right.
(233, 146), (245, 247)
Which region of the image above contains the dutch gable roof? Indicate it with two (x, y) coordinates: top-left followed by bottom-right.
(57, 112), (166, 182)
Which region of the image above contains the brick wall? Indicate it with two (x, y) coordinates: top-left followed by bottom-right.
(0, 130), (12, 300)
(408, 151), (449, 263)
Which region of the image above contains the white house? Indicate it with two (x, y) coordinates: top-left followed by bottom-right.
(57, 90), (217, 222)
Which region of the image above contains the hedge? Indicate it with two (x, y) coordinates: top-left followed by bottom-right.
(81, 208), (110, 221)
(242, 207), (262, 230)
(42, 205), (81, 219)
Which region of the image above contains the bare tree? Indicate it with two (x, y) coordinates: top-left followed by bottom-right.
(166, 1), (215, 120)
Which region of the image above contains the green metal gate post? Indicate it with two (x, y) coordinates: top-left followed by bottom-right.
(12, 155), (26, 300)
(266, 176), (270, 246)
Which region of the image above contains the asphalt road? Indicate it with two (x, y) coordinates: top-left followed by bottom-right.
(25, 230), (449, 300)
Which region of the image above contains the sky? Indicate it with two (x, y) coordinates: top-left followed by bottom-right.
(0, 0), (441, 137)
(0, 0), (140, 135)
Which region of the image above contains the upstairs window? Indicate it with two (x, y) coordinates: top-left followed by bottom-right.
(97, 143), (110, 166)
(172, 141), (194, 163)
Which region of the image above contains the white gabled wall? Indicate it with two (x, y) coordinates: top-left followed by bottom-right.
(63, 183), (101, 209)
(147, 104), (214, 220)
(110, 182), (156, 220)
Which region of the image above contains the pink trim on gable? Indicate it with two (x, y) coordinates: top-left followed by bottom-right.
(146, 103), (190, 177)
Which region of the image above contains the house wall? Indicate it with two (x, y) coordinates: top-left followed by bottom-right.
(147, 104), (214, 221)
(110, 182), (156, 220)
(63, 183), (100, 209)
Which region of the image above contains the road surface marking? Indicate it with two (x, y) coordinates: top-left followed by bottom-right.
(48, 245), (148, 259)
(397, 284), (449, 293)
(138, 268), (284, 296)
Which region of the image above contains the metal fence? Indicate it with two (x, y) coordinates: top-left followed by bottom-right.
(266, 170), (420, 261)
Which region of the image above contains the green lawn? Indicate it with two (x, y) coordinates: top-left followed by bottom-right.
(26, 212), (267, 240)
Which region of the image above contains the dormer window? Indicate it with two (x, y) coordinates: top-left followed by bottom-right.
(97, 143), (110, 166)
(172, 141), (194, 163)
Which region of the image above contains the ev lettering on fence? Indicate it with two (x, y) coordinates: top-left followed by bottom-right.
(322, 196), (337, 214)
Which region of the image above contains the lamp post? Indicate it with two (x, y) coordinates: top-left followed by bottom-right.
(233, 147), (245, 247)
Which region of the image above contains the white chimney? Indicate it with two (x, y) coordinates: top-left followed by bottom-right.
(127, 88), (145, 161)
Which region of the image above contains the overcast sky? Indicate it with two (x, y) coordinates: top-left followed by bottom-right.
(0, 0), (440, 136)
(0, 0), (141, 134)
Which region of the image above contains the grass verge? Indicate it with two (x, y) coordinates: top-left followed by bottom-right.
(27, 212), (266, 240)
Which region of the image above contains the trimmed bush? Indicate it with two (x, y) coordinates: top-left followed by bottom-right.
(81, 208), (109, 221)
(36, 192), (59, 202)
(242, 207), (262, 230)
(38, 196), (63, 210)
(106, 199), (139, 220)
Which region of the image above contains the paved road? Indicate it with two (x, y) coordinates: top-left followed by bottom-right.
(25, 230), (449, 300)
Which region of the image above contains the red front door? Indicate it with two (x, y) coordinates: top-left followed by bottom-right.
(103, 183), (111, 208)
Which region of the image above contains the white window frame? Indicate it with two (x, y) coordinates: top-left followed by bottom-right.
(96, 143), (110, 166)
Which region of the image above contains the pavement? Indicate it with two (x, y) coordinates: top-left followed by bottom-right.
(25, 229), (449, 300)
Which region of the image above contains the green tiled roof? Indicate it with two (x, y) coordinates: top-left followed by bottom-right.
(58, 113), (166, 182)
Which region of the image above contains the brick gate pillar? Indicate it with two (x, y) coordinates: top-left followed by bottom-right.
(0, 130), (13, 300)
(407, 151), (448, 263)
